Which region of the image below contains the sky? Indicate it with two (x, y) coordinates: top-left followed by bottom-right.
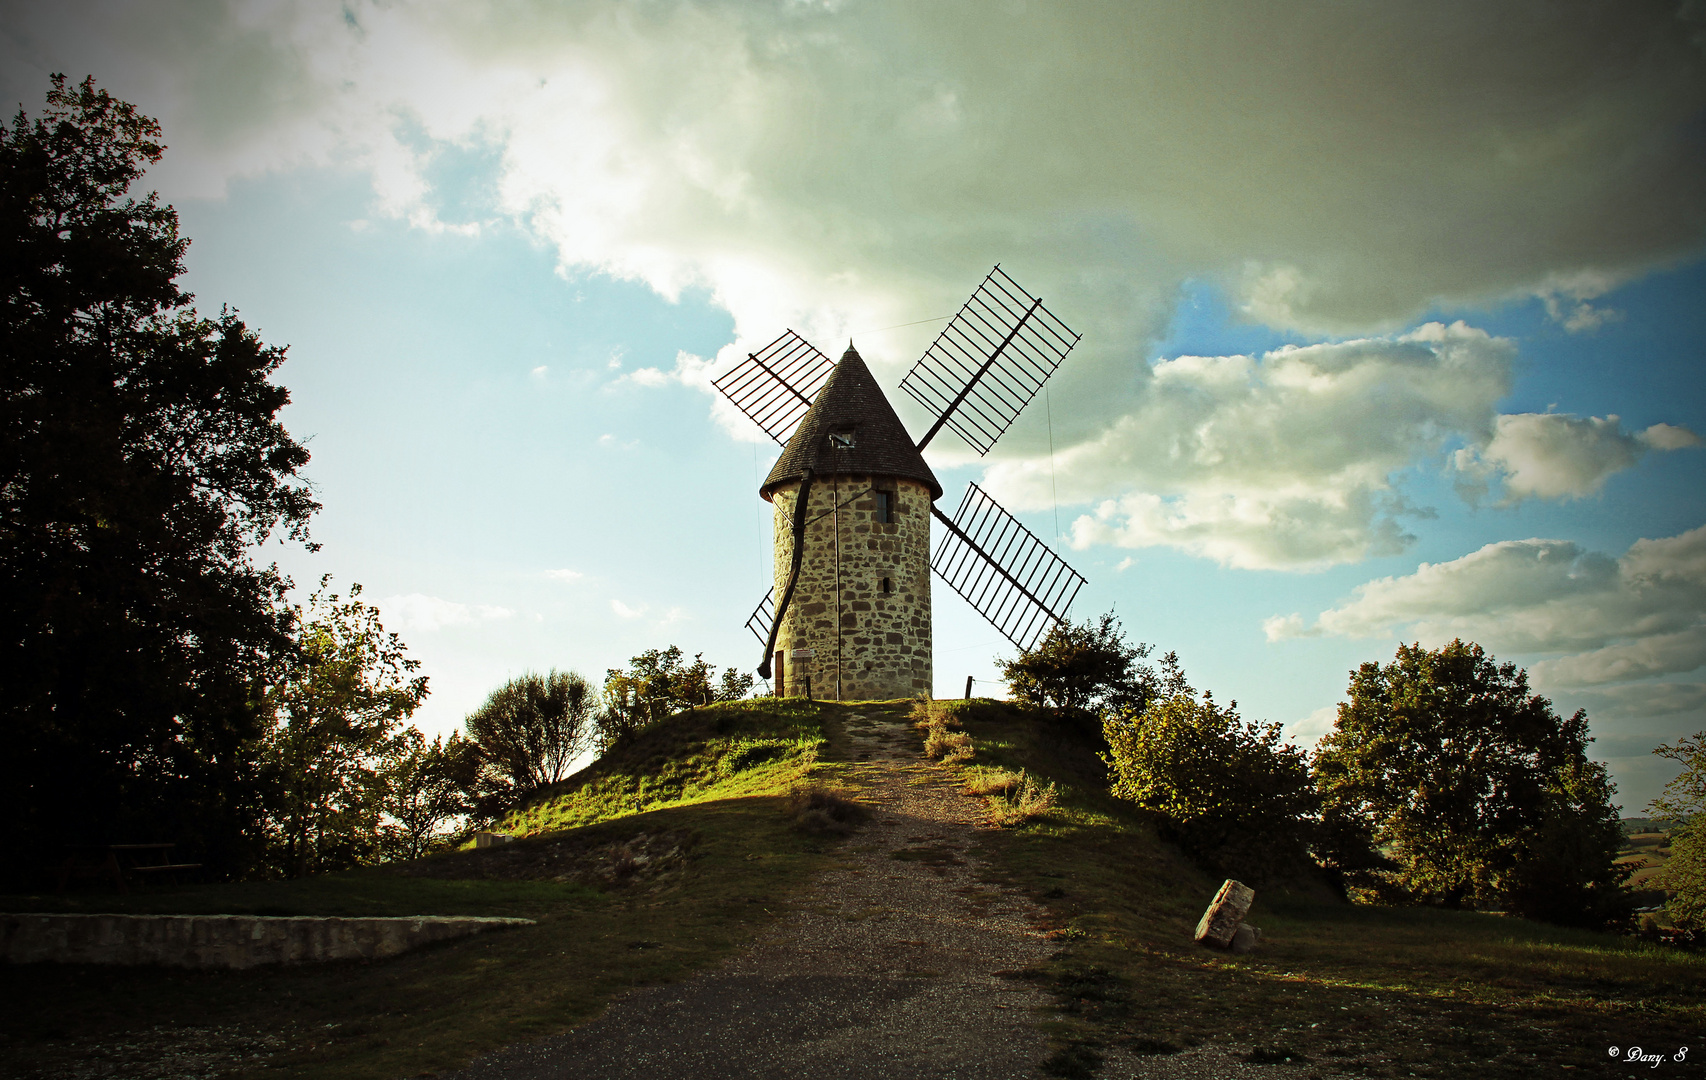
(6, 0), (1704, 809)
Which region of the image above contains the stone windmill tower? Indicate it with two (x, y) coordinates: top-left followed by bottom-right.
(714, 267), (1086, 700)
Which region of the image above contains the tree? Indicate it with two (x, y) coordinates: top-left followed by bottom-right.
(260, 580), (427, 878)
(1001, 612), (1161, 729)
(1313, 640), (1632, 929)
(597, 646), (753, 752)
(1103, 661), (1316, 883)
(377, 730), (476, 862)
(1, 77), (316, 881)
(1650, 731), (1705, 932)
(465, 669), (598, 796)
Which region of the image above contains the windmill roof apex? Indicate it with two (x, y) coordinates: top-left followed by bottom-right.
(761, 347), (941, 501)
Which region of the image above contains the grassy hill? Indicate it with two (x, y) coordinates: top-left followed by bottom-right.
(2, 695), (1702, 1079)
(930, 699), (1704, 1077)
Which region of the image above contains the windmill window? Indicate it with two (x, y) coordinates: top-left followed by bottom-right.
(828, 432), (855, 449)
(880, 577), (893, 594)
(874, 490), (894, 524)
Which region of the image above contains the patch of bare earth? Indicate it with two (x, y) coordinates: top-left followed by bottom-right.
(445, 703), (1057, 1079)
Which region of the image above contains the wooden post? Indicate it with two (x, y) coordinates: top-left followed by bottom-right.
(965, 675), (973, 700)
(775, 651), (785, 697)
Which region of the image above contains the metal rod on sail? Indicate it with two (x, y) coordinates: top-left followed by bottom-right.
(914, 295), (1042, 453)
(930, 503), (1063, 636)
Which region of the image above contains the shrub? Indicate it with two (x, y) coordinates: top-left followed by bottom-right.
(1651, 731), (1706, 934)
(1105, 685), (1315, 883)
(785, 783), (869, 836)
(1000, 612), (1166, 730)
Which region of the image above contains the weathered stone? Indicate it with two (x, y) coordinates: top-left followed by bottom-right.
(1230, 923), (1262, 954)
(771, 473), (933, 700)
(0, 913), (532, 969)
(474, 831), (513, 848)
(1193, 879), (1255, 948)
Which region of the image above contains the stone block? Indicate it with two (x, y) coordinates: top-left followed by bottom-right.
(1194, 879), (1255, 948)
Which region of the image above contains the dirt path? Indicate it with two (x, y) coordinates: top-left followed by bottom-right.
(445, 703), (1058, 1080)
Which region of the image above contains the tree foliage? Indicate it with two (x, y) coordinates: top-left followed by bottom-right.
(598, 646), (753, 752)
(1314, 640), (1632, 929)
(377, 730), (478, 862)
(260, 580), (428, 878)
(1002, 611), (1160, 728)
(1650, 731), (1706, 932)
(1, 76), (316, 880)
(1103, 658), (1316, 882)
(465, 669), (598, 797)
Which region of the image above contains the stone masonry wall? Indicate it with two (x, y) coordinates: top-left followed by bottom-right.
(0, 913), (534, 969)
(770, 474), (932, 700)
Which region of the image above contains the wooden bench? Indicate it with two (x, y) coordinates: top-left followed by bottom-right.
(53, 844), (202, 895)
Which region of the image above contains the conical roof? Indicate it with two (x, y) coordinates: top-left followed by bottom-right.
(761, 344), (942, 502)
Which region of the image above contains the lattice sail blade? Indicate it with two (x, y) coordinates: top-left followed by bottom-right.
(711, 331), (835, 445)
(901, 266), (1081, 455)
(745, 586), (776, 646)
(930, 483), (1085, 652)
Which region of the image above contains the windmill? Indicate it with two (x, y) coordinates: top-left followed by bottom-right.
(713, 266), (1085, 700)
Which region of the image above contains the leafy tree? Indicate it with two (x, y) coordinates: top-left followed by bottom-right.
(1314, 640), (1632, 929)
(377, 730), (476, 862)
(465, 669), (598, 796)
(1650, 731), (1706, 932)
(1001, 612), (1162, 728)
(1, 76), (316, 880)
(260, 580), (427, 878)
(598, 646), (753, 752)
(1103, 659), (1316, 882)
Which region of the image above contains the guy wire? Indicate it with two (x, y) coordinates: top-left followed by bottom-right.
(1047, 386), (1060, 542)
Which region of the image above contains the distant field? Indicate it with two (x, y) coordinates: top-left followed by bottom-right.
(1617, 826), (1675, 907)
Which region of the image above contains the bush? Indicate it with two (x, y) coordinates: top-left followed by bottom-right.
(785, 784), (869, 835)
(1651, 731), (1706, 933)
(1104, 684), (1315, 883)
(1001, 612), (1164, 731)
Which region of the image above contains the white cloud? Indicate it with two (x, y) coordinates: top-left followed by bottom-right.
(988, 322), (1513, 569)
(7, 1), (1704, 440)
(621, 367), (670, 388)
(1274, 524), (1706, 687)
(377, 593), (516, 632)
(544, 568), (584, 583)
(1288, 705), (1341, 745)
(11, 2), (1706, 572)
(1534, 269), (1627, 333)
(610, 599), (647, 619)
(531, 364), (548, 378)
(979, 321), (1697, 569)
(1452, 413), (1699, 504)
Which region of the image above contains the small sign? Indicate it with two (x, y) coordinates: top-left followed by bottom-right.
(790, 648), (816, 659)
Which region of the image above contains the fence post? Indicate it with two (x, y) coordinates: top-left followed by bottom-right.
(965, 675), (973, 700)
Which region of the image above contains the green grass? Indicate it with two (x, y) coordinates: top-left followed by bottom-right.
(0, 698), (854, 1080)
(8, 696), (1698, 1079)
(938, 698), (1706, 1078)
(493, 697), (831, 835)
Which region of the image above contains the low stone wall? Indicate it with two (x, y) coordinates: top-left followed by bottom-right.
(0, 913), (534, 969)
